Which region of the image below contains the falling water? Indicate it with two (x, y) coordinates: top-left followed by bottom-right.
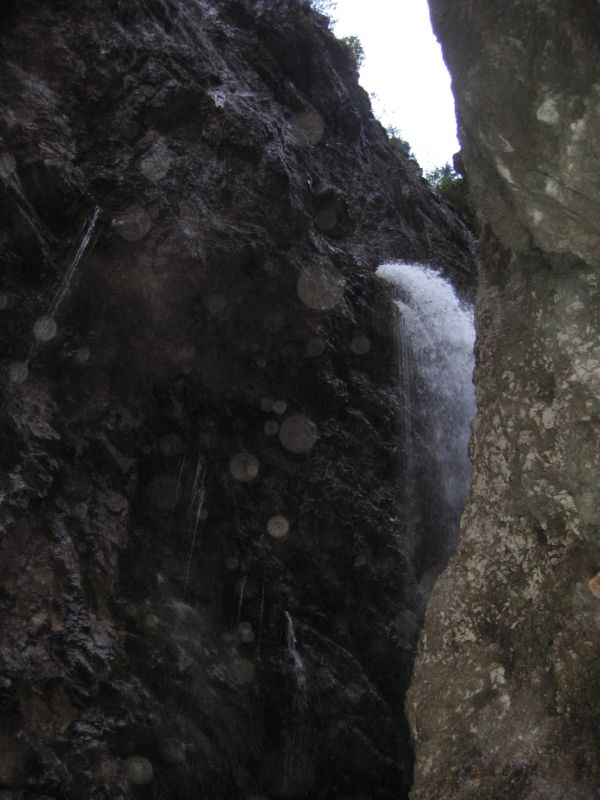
(237, 575), (248, 622)
(280, 611), (313, 796)
(284, 611), (307, 702)
(183, 455), (206, 595)
(47, 206), (102, 318)
(257, 580), (266, 652)
(377, 262), (476, 580)
(25, 206), (102, 365)
(7, 174), (53, 258)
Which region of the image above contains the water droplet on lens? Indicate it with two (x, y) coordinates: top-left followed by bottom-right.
(264, 420), (279, 436)
(272, 400), (287, 415)
(144, 614), (160, 631)
(227, 656), (256, 685)
(113, 205), (151, 241)
(267, 515), (289, 538)
(305, 337), (326, 357)
(71, 502), (88, 520)
(159, 738), (186, 765)
(279, 415), (317, 454)
(140, 139), (171, 182)
(0, 152), (16, 179)
(203, 293), (227, 313)
(229, 452), (259, 482)
(350, 334), (371, 355)
(260, 398), (274, 412)
(0, 292), (9, 310)
(33, 316), (57, 342)
(159, 433), (186, 457)
(8, 361), (28, 383)
(124, 756), (154, 785)
(226, 556), (239, 570)
(288, 110), (325, 146)
(297, 264), (345, 310)
(238, 621), (255, 642)
(73, 346), (90, 364)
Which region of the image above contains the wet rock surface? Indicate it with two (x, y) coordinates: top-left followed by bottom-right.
(0, 1), (472, 798)
(409, 2), (600, 798)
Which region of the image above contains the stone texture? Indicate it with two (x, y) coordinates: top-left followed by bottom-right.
(0, 1), (473, 798)
(409, 2), (600, 798)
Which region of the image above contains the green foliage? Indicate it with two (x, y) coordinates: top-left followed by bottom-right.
(426, 161), (472, 223)
(386, 125), (416, 161)
(339, 35), (365, 68)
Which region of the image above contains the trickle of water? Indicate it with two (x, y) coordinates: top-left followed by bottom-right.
(183, 456), (206, 595)
(284, 611), (307, 702)
(282, 611), (312, 795)
(47, 206), (101, 318)
(9, 175), (53, 256)
(377, 261), (476, 569)
(237, 574), (248, 621)
(258, 580), (266, 647)
(0, 151), (16, 179)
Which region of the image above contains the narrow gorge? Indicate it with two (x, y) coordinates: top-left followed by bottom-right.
(0, 2), (598, 800)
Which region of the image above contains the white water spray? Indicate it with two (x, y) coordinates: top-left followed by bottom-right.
(377, 261), (476, 570)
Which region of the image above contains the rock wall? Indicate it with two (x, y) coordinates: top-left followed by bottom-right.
(0, 2), (472, 798)
(409, 2), (600, 798)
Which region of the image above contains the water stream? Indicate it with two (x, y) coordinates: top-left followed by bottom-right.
(281, 612), (311, 796)
(47, 206), (102, 318)
(183, 455), (206, 596)
(377, 262), (476, 586)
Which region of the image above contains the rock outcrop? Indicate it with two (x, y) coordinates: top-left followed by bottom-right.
(0, 2), (472, 798)
(409, 2), (600, 798)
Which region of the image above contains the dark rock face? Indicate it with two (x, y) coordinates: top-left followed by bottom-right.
(0, 2), (472, 798)
(409, 2), (600, 798)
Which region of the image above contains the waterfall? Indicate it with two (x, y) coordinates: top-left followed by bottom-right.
(377, 262), (476, 585)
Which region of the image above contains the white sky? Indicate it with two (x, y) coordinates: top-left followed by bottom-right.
(332, 0), (459, 171)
